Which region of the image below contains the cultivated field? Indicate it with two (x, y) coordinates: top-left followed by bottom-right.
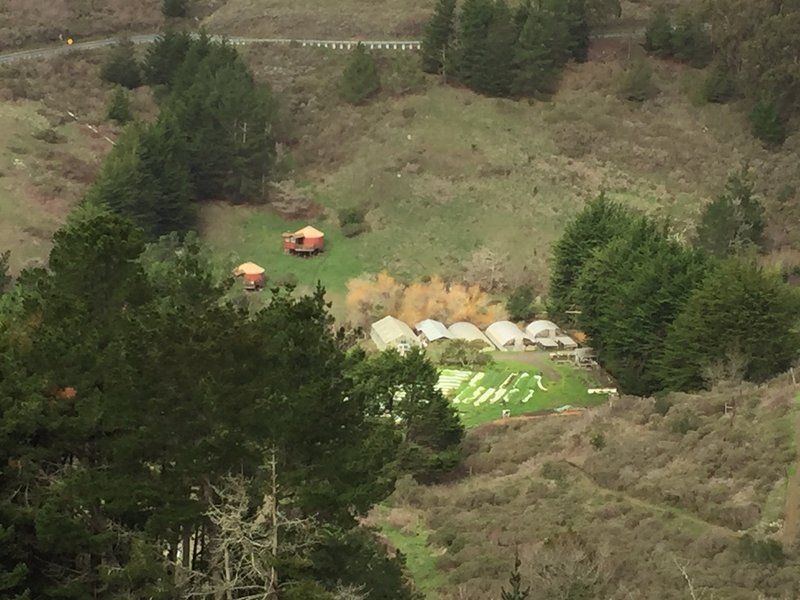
(370, 380), (800, 599)
(436, 358), (609, 427)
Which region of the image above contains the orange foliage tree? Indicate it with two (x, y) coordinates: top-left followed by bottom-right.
(346, 272), (506, 329)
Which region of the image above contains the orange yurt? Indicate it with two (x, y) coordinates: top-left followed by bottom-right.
(233, 262), (266, 290)
(282, 225), (325, 256)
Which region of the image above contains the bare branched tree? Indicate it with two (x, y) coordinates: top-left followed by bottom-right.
(673, 556), (715, 600)
(178, 452), (320, 600)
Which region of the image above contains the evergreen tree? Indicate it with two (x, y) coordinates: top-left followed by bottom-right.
(106, 85), (133, 124)
(511, 9), (565, 96)
(421, 0), (457, 75)
(702, 63), (737, 103)
(695, 167), (765, 258)
(574, 217), (708, 395)
(166, 39), (276, 202)
(142, 29), (193, 87)
(750, 100), (787, 146)
(619, 58), (657, 102)
(100, 37), (142, 89)
(87, 116), (195, 236)
(549, 194), (633, 321)
(349, 348), (464, 483)
(501, 551), (531, 600)
(661, 261), (800, 391)
(0, 250), (9, 293)
(507, 285), (535, 321)
(455, 0), (495, 89)
(513, 0), (532, 41)
(644, 7), (673, 56)
(565, 0), (591, 62)
(162, 0), (187, 18)
(481, 0), (516, 96)
(338, 43), (381, 105)
(671, 14), (712, 67)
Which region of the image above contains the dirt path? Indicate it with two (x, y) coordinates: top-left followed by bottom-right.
(782, 411), (800, 549)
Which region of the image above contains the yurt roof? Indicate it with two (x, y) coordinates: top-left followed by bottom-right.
(234, 262), (266, 276)
(295, 225), (324, 238)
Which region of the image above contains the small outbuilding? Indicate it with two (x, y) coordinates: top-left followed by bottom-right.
(526, 319), (577, 349)
(370, 316), (421, 353)
(233, 262), (266, 290)
(485, 321), (535, 352)
(447, 322), (495, 350)
(415, 319), (453, 345)
(283, 225), (325, 256)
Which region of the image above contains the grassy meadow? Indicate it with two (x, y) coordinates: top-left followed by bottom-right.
(2, 27), (800, 302)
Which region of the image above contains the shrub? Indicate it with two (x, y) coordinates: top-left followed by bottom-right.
(541, 461), (567, 483)
(438, 339), (493, 369)
(32, 128), (67, 144)
(338, 43), (381, 105)
(619, 59), (657, 102)
(107, 86), (133, 124)
(590, 432), (606, 450)
(341, 222), (368, 238)
(100, 38), (142, 89)
(162, 0), (187, 18)
(702, 65), (737, 104)
(738, 534), (785, 565)
(338, 206), (366, 227)
(653, 395), (673, 417)
(669, 413), (699, 435)
(749, 100), (787, 147)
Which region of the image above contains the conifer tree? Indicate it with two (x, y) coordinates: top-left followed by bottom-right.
(644, 7), (673, 56)
(670, 13), (712, 67)
(0, 249), (9, 293)
(338, 43), (381, 105)
(750, 100), (787, 146)
(106, 85), (133, 124)
(162, 0), (187, 18)
(661, 260), (800, 391)
(574, 216), (708, 395)
(513, 0), (531, 41)
(142, 29), (193, 87)
(619, 58), (657, 102)
(695, 167), (765, 258)
(501, 551), (530, 600)
(702, 63), (737, 103)
(481, 0), (516, 96)
(421, 0), (457, 75)
(549, 194), (633, 321)
(100, 37), (142, 89)
(565, 0), (591, 62)
(511, 9), (564, 96)
(456, 0), (495, 89)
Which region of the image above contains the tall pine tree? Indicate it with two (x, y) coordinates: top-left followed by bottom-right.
(421, 0), (457, 75)
(455, 0), (495, 89)
(549, 194), (633, 321)
(661, 260), (800, 391)
(694, 167), (765, 258)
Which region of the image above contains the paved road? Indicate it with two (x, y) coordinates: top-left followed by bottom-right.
(0, 30), (642, 64)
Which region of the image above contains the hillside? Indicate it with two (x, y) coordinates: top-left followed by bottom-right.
(373, 378), (800, 599)
(3, 40), (800, 293)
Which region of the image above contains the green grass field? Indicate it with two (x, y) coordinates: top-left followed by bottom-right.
(200, 201), (378, 295)
(371, 506), (447, 599)
(438, 358), (610, 428)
